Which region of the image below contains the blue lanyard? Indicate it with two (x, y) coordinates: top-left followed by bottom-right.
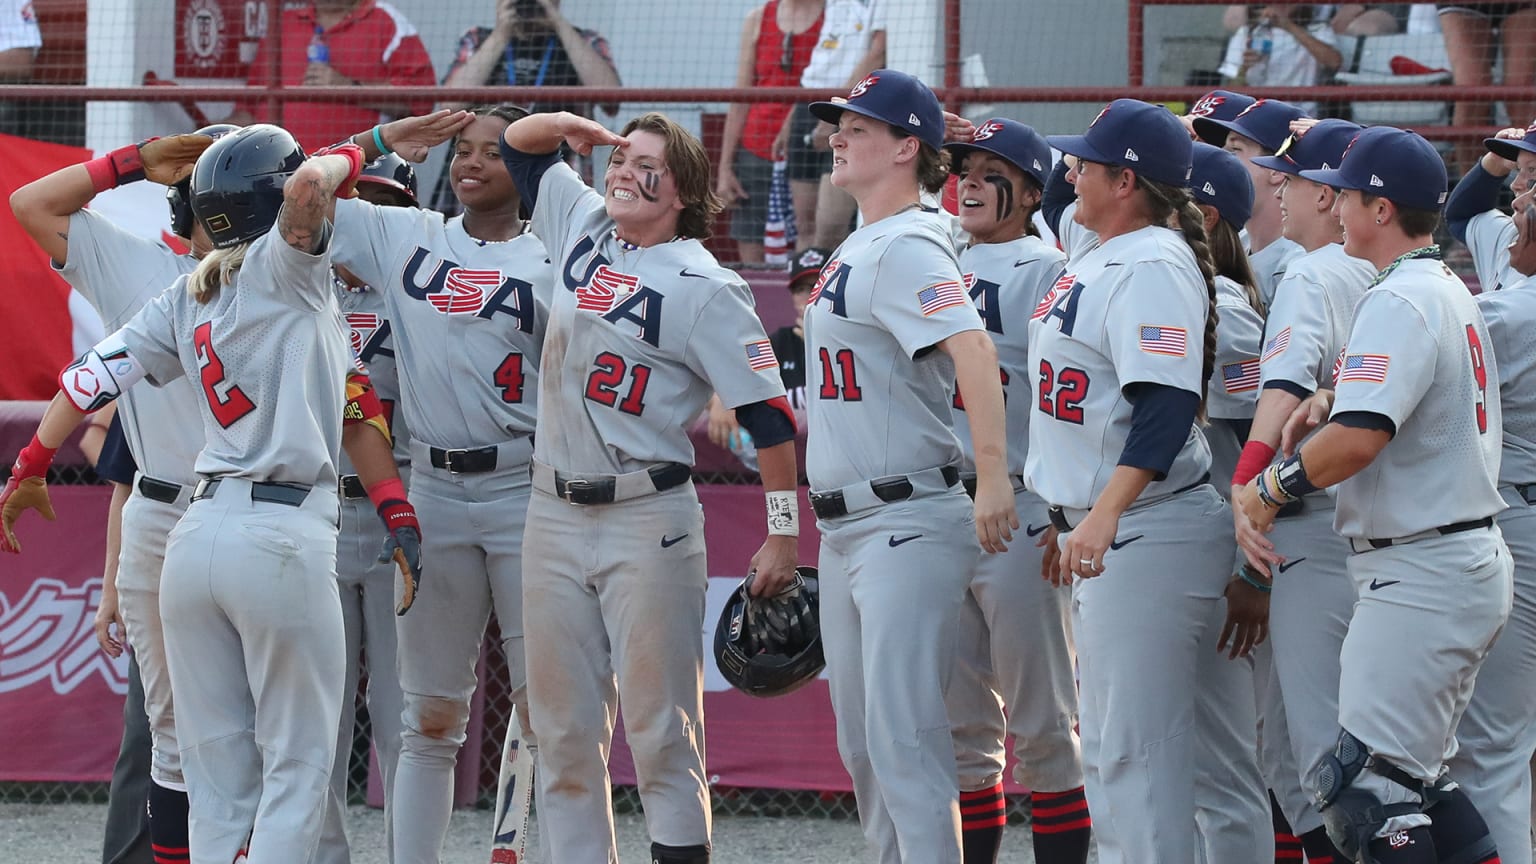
(503, 37), (557, 87)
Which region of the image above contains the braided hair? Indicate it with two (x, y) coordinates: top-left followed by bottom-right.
(1134, 175), (1220, 419)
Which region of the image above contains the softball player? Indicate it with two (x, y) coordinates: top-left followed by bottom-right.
(1241, 126), (1511, 864)
(317, 153), (421, 864)
(1035, 99), (1247, 864)
(940, 118), (1088, 864)
(1232, 118), (1372, 863)
(0, 127), (418, 864)
(325, 105), (555, 864)
(1445, 123), (1536, 293)
(7, 125), (232, 861)
(800, 70), (1015, 864)
(1450, 188), (1536, 864)
(1192, 98), (1308, 307)
(502, 109), (799, 864)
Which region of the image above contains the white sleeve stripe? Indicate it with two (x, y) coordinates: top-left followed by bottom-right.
(373, 1), (417, 65)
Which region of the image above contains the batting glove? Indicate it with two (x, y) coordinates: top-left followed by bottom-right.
(367, 478), (423, 614)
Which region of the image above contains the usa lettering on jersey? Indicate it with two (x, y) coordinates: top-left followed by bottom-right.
(809, 259), (842, 304)
(576, 265), (640, 314)
(401, 247), (538, 328)
(560, 238), (667, 346)
(1033, 272), (1075, 321)
(1222, 358), (1260, 393)
(1139, 325), (1187, 356)
(347, 312), (382, 355)
(1337, 353), (1389, 384)
(917, 280), (966, 317)
(1261, 325), (1291, 363)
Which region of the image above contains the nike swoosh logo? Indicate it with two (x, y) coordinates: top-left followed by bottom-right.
(1025, 523), (1048, 537)
(1277, 557), (1307, 574)
(661, 533), (689, 548)
(1368, 578), (1400, 591)
(1014, 259), (1033, 268)
(679, 268), (707, 278)
(1108, 534), (1144, 550)
(888, 534), (922, 547)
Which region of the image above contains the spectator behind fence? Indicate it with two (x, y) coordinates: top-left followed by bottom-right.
(225, 0), (435, 153)
(441, 0), (619, 116)
(1220, 5), (1343, 115)
(1436, 2), (1536, 172)
(0, 0), (40, 135)
(778, 0), (886, 250)
(717, 0), (824, 265)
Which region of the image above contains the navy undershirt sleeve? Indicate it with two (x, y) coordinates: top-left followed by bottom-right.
(1041, 160), (1075, 239)
(1445, 162), (1506, 244)
(1332, 410), (1396, 438)
(1118, 383), (1201, 480)
(735, 399), (797, 449)
(94, 414), (138, 485)
(1262, 379), (1313, 400)
(498, 139), (564, 214)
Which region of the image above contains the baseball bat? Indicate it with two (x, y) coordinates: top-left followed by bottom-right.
(489, 710), (535, 863)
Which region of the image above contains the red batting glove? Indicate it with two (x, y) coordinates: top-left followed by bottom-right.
(313, 142), (366, 199)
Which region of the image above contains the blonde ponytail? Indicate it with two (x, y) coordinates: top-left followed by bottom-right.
(187, 243), (250, 304)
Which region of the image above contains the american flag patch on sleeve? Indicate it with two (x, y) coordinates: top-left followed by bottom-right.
(1337, 353), (1389, 384)
(917, 280), (967, 316)
(1139, 325), (1187, 356)
(745, 339), (779, 371)
(1260, 326), (1291, 363)
(1221, 358), (1261, 393)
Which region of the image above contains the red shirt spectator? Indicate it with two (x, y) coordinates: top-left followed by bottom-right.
(235, 0), (435, 152)
(741, 2), (821, 160)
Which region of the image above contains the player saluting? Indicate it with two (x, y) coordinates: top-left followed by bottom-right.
(1451, 184), (1536, 864)
(501, 110), (799, 864)
(1445, 122), (1536, 294)
(802, 69), (1015, 864)
(327, 104), (558, 864)
(939, 117), (1090, 864)
(1240, 125), (1511, 864)
(0, 127), (424, 862)
(6, 124), (231, 862)
(1034, 99), (1241, 863)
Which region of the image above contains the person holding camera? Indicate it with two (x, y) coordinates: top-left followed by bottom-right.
(441, 0), (620, 118)
(1219, 5), (1343, 114)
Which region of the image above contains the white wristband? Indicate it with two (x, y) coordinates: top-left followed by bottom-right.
(765, 489), (799, 537)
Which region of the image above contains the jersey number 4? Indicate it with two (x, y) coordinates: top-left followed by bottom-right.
(585, 351), (652, 415)
(1037, 359), (1089, 424)
(193, 322), (255, 428)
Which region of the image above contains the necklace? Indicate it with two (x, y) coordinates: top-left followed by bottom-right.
(1368, 245), (1440, 288)
(611, 228), (682, 252)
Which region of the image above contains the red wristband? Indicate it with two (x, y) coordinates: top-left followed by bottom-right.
(314, 142), (366, 198)
(83, 142), (152, 194)
(12, 434), (59, 481)
(1232, 439), (1278, 487)
(365, 477), (408, 510)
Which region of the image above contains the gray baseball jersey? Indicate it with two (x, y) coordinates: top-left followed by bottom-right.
(1054, 200), (1100, 262)
(1207, 275), (1264, 423)
(1329, 257), (1506, 539)
(1259, 243), (1376, 395)
(1476, 277), (1536, 485)
(55, 210), (202, 485)
(1465, 210), (1517, 293)
(1025, 226), (1212, 510)
(335, 283), (411, 471)
(530, 162), (787, 473)
(951, 235), (1067, 475)
(1249, 236), (1304, 309)
(330, 197), (552, 449)
(804, 208), (983, 490)
(120, 227), (353, 487)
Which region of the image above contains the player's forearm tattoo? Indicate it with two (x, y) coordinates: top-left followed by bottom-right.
(279, 159), (348, 252)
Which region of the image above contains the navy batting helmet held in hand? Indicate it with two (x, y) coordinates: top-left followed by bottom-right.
(166, 123), (240, 240)
(190, 124), (306, 249)
(355, 152), (419, 207)
(714, 567), (825, 698)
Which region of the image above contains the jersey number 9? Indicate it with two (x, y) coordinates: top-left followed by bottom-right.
(1466, 325), (1488, 435)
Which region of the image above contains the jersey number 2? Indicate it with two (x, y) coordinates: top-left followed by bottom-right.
(193, 322), (255, 428)
(1467, 325), (1488, 434)
(1037, 359), (1089, 424)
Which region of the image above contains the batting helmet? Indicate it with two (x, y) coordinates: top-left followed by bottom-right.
(714, 567), (825, 698)
(355, 152), (418, 207)
(166, 123), (240, 239)
(190, 124), (306, 249)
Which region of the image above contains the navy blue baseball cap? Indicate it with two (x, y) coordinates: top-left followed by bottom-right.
(1485, 121), (1536, 162)
(810, 68), (944, 151)
(1194, 98), (1307, 153)
(1251, 119), (1363, 177)
(1187, 90), (1257, 146)
(944, 118), (1052, 188)
(1189, 142), (1255, 229)
(1300, 125), (1449, 212)
(1046, 99), (1193, 187)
